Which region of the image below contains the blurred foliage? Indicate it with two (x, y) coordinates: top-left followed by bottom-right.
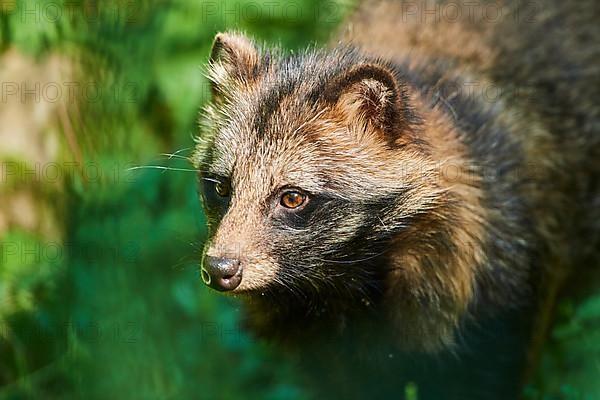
(526, 283), (600, 400)
(1, 0), (599, 399)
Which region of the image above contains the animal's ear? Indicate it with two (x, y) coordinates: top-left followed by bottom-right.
(324, 63), (413, 146)
(208, 32), (261, 99)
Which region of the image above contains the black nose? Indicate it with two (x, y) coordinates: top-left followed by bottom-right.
(201, 256), (242, 291)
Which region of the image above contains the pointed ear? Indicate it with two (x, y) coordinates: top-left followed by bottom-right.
(208, 32), (261, 98)
(324, 63), (413, 146)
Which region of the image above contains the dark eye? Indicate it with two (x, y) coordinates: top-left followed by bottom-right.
(199, 176), (231, 217)
(280, 190), (306, 209)
(215, 181), (230, 197)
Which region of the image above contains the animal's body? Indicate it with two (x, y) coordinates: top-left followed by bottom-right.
(194, 1), (600, 398)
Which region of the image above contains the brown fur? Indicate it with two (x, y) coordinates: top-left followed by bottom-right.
(340, 0), (498, 68)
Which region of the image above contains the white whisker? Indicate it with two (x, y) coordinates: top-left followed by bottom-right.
(127, 165), (198, 173)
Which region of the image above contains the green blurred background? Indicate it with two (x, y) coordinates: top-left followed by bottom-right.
(0, 1), (598, 399)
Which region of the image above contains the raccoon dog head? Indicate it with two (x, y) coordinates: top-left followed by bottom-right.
(194, 32), (456, 322)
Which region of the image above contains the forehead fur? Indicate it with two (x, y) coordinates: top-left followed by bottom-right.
(195, 44), (435, 202)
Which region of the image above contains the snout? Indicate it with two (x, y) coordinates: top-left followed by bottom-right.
(201, 256), (242, 291)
